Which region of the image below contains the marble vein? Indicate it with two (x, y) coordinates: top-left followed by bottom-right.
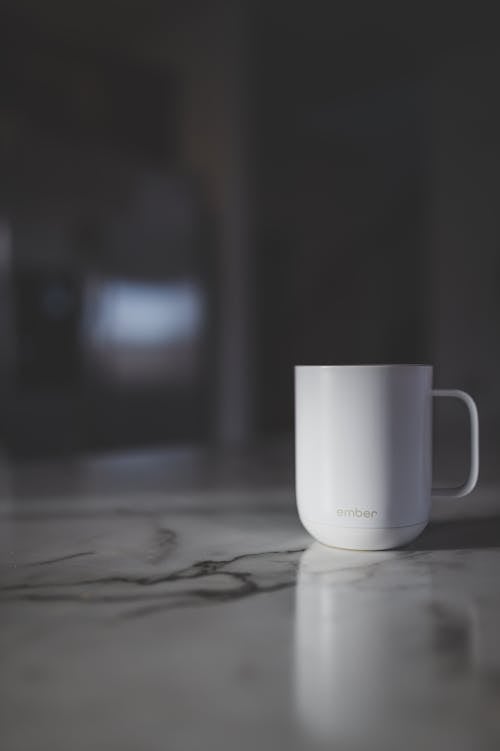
(0, 546), (307, 617)
(16, 551), (95, 567)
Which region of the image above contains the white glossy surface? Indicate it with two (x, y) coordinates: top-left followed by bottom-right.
(1, 447), (499, 751)
(299, 517), (428, 550)
(295, 366), (479, 549)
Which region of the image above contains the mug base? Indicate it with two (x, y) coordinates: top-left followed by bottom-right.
(300, 518), (427, 551)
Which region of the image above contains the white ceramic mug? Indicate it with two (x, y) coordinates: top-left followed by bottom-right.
(295, 365), (479, 550)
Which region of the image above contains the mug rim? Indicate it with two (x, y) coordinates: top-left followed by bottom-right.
(294, 363), (432, 369)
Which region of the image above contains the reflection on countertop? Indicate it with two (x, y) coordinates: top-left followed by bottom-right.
(294, 542), (500, 751)
(1, 447), (500, 751)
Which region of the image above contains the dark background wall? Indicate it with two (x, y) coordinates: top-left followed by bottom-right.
(0, 0), (498, 478)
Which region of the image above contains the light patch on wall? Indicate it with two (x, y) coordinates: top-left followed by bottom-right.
(91, 281), (203, 346)
(83, 278), (205, 385)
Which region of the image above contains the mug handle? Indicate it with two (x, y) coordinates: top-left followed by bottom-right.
(432, 389), (479, 498)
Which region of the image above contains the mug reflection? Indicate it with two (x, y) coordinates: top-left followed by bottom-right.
(293, 542), (500, 751)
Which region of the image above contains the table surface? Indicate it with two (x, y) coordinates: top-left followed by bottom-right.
(1, 444), (500, 751)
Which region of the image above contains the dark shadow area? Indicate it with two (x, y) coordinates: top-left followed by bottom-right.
(408, 517), (500, 551)
(0, 0), (499, 470)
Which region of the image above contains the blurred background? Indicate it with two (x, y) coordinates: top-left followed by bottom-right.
(0, 0), (498, 478)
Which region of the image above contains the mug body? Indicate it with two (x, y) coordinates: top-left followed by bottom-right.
(295, 365), (433, 550)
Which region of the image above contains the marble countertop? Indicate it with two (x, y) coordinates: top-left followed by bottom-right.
(1, 445), (500, 751)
